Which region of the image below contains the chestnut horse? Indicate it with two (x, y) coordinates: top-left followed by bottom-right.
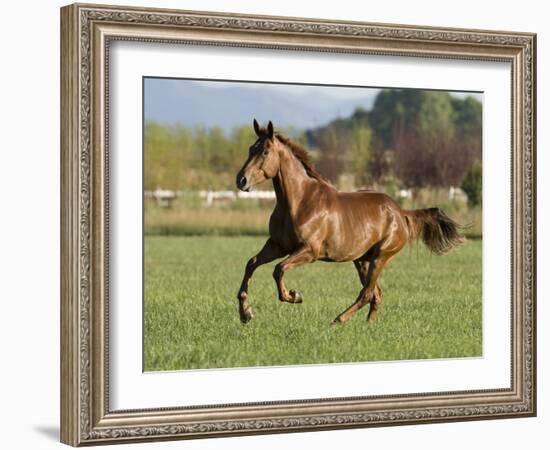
(236, 119), (464, 325)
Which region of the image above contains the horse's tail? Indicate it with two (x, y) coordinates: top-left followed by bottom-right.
(404, 207), (465, 255)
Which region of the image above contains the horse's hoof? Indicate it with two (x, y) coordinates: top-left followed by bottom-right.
(289, 290), (303, 304)
(239, 305), (253, 324)
(331, 317), (343, 326)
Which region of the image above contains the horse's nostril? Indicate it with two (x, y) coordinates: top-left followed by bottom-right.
(239, 176), (247, 188)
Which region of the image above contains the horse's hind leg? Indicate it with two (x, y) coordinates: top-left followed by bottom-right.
(367, 283), (383, 321)
(330, 257), (374, 324)
(332, 251), (395, 324)
(331, 285), (371, 325)
(237, 239), (286, 323)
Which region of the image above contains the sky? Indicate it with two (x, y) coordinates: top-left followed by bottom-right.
(144, 78), (483, 132)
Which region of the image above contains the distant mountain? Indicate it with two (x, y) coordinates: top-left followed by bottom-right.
(144, 78), (378, 132)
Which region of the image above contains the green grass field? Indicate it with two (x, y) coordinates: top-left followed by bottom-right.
(144, 236), (482, 371)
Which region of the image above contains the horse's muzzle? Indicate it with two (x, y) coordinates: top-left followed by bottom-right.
(236, 173), (249, 191)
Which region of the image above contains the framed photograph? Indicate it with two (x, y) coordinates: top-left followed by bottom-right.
(60, 3), (536, 446)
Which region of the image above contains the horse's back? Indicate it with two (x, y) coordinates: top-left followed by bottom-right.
(335, 190), (403, 214)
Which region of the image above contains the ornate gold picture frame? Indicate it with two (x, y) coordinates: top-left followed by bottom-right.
(60, 3), (536, 446)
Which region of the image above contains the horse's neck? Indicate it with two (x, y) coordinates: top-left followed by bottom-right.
(272, 149), (313, 218)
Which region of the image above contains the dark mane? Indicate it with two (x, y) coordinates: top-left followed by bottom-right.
(274, 133), (327, 182)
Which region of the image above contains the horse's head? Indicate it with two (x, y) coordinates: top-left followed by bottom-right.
(236, 119), (281, 191)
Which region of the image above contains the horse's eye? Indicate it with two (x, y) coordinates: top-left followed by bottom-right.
(262, 149), (269, 157)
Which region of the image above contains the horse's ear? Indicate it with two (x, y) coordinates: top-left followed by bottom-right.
(267, 121), (274, 139)
(253, 118), (261, 137)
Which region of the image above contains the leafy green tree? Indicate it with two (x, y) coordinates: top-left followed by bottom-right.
(207, 126), (231, 173)
(230, 125), (257, 172)
(418, 91), (455, 141)
(144, 123), (187, 190)
(365, 89), (482, 189)
(369, 89), (411, 148)
(144, 122), (263, 191)
(311, 108), (373, 186)
(369, 89), (456, 148)
(191, 126), (210, 171)
(316, 125), (346, 182)
(349, 125), (372, 186)
(462, 159), (482, 206)
(452, 96), (482, 137)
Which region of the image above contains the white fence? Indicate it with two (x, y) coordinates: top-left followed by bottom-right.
(145, 187), (467, 207)
(144, 189), (276, 207)
(396, 187), (467, 202)
(449, 186), (468, 202)
(199, 190), (276, 206)
(144, 188), (178, 207)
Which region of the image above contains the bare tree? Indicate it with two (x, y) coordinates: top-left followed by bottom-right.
(393, 130), (479, 189)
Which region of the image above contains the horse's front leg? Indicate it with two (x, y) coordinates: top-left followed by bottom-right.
(237, 238), (286, 323)
(273, 245), (316, 304)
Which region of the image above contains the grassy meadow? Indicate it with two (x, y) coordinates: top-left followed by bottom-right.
(144, 236), (482, 371)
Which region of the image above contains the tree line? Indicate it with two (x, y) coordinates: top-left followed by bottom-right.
(310, 90), (481, 198)
(144, 89), (482, 204)
(144, 123), (262, 191)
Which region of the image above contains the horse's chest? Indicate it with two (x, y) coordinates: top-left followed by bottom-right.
(269, 209), (299, 253)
